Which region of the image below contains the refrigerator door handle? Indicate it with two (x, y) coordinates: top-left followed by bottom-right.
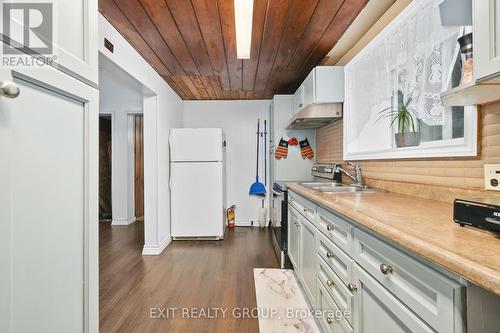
(169, 134), (172, 191)
(169, 166), (173, 191)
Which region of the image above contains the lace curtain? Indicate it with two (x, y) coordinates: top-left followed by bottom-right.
(347, 0), (462, 135)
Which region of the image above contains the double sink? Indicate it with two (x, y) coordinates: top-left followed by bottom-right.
(300, 182), (375, 194)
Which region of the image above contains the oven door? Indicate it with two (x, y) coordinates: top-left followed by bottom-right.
(272, 188), (284, 227)
(271, 187), (291, 268)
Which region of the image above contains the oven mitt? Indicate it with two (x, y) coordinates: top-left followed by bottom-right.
(288, 137), (298, 146)
(275, 138), (289, 159)
(299, 138), (314, 160)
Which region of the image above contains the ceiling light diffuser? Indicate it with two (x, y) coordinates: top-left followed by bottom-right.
(234, 0), (254, 59)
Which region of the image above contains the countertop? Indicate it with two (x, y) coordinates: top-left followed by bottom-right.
(286, 183), (500, 296)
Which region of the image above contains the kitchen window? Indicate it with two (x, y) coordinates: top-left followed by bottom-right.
(344, 0), (477, 160)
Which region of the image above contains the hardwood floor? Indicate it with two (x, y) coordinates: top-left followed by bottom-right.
(99, 222), (279, 332)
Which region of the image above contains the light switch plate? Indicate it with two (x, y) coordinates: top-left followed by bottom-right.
(484, 164), (500, 191)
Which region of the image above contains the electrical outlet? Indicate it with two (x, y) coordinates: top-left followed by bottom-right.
(484, 164), (500, 191)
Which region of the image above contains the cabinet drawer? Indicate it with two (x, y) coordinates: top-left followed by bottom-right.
(317, 232), (353, 285)
(354, 229), (463, 333)
(289, 192), (316, 222)
(317, 256), (354, 326)
(317, 279), (353, 333)
(317, 207), (353, 255)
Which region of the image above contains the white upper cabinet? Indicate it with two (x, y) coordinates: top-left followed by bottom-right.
(293, 66), (344, 114)
(54, 0), (98, 85)
(293, 85), (304, 114)
(474, 0), (500, 82)
(2, 0), (98, 85)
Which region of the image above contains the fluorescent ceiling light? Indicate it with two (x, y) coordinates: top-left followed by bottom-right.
(234, 0), (254, 59)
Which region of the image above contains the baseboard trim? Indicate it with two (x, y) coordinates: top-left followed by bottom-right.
(142, 237), (171, 255)
(112, 216), (136, 226)
(235, 219), (260, 227)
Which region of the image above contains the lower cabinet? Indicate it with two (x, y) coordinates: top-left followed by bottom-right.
(351, 264), (434, 333)
(299, 217), (316, 303)
(287, 190), (466, 333)
(288, 206), (300, 269)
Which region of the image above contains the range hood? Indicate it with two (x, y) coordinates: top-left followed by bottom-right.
(286, 103), (343, 129)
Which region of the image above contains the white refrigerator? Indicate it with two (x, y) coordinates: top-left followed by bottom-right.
(169, 128), (226, 239)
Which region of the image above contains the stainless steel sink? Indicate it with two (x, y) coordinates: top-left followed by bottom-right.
(300, 182), (344, 188)
(312, 186), (374, 193)
(300, 182), (375, 194)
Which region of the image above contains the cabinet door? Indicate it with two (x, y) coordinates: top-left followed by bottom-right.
(288, 207), (301, 269)
(293, 85), (304, 113)
(303, 71), (315, 107)
(299, 217), (316, 304)
(352, 265), (434, 333)
(1, 0), (98, 85)
(0, 66), (98, 333)
(475, 0), (500, 82)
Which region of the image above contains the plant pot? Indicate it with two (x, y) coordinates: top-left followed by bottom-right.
(395, 132), (421, 147)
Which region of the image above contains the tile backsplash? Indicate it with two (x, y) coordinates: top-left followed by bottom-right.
(316, 102), (500, 203)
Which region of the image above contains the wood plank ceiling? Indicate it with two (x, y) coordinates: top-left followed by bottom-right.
(99, 0), (368, 100)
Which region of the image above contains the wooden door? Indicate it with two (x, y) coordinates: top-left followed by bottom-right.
(0, 66), (98, 332)
(99, 115), (112, 219)
(134, 115), (144, 219)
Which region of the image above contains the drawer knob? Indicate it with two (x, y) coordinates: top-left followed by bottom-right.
(326, 279), (334, 287)
(347, 283), (358, 293)
(326, 252), (334, 258)
(327, 224), (334, 231)
(380, 264), (394, 275)
(326, 317), (333, 324)
(303, 207), (310, 212)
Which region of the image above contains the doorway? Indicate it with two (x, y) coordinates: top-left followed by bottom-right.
(134, 115), (144, 221)
(99, 115), (112, 221)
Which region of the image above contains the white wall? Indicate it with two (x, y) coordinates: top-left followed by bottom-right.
(99, 14), (183, 254)
(183, 100), (272, 226)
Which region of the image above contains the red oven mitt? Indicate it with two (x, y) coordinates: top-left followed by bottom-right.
(288, 137), (298, 146)
(299, 138), (314, 160)
(275, 138), (288, 159)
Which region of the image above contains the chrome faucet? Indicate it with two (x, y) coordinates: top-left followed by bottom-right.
(335, 162), (363, 187)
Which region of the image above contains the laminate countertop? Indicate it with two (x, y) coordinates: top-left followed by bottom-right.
(286, 183), (500, 296)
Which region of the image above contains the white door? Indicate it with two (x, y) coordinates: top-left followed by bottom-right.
(170, 162), (224, 238)
(0, 67), (98, 333)
(170, 128), (223, 162)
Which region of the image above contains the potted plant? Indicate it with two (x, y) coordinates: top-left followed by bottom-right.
(378, 90), (421, 148)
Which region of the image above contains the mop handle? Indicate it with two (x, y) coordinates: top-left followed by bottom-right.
(256, 119), (260, 180)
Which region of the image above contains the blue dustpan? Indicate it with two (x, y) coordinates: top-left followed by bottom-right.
(249, 177), (266, 196)
(249, 119), (267, 196)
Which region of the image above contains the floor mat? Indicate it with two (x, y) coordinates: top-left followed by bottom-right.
(254, 268), (321, 333)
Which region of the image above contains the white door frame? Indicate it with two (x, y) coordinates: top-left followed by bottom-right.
(98, 50), (163, 255)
